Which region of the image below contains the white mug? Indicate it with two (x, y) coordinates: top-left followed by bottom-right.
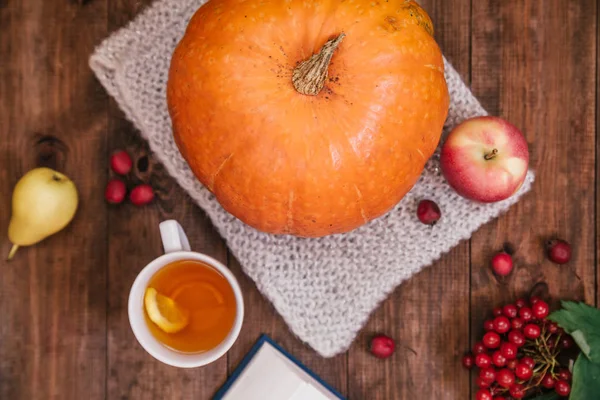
(128, 220), (244, 368)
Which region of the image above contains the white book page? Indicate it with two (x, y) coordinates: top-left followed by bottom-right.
(222, 343), (337, 400)
(288, 382), (333, 400)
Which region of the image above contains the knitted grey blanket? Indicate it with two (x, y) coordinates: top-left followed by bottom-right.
(90, 0), (534, 357)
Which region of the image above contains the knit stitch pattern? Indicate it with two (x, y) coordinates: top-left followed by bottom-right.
(90, 0), (535, 357)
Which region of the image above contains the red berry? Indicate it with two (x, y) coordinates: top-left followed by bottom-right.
(511, 317), (524, 330)
(480, 367), (497, 383)
(560, 335), (574, 349)
(493, 316), (510, 334)
(508, 330), (525, 347)
(476, 389), (493, 400)
(491, 252), (513, 276)
(541, 373), (556, 389)
(492, 351), (507, 367)
(532, 300), (549, 319)
(529, 296), (541, 305)
(462, 354), (475, 369)
(483, 332), (502, 349)
(129, 184), (155, 206)
(484, 319), (495, 331)
(110, 150), (133, 175)
(515, 298), (527, 308)
(500, 342), (518, 360)
(547, 336), (558, 349)
(105, 179), (127, 204)
(546, 239), (572, 264)
(496, 368), (515, 388)
(506, 359), (518, 370)
(502, 304), (518, 319)
(473, 342), (487, 354)
(547, 322), (559, 334)
(523, 324), (541, 339)
(557, 369), (572, 382)
(475, 353), (493, 369)
(476, 377), (491, 389)
(493, 307), (503, 317)
(417, 200), (441, 225)
(509, 383), (525, 399)
(515, 363), (533, 380)
(519, 307), (533, 321)
(521, 356), (535, 370)
(555, 380), (571, 396)
(370, 334), (395, 358)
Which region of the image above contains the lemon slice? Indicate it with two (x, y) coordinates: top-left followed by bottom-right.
(172, 282), (225, 306)
(144, 287), (190, 333)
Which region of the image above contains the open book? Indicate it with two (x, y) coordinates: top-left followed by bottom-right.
(214, 335), (345, 400)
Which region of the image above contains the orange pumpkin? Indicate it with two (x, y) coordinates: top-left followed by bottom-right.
(167, 0), (449, 237)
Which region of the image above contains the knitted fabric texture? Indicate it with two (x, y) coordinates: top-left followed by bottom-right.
(90, 0), (535, 357)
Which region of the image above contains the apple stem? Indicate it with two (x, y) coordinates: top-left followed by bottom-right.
(7, 244), (19, 261)
(484, 148), (499, 161)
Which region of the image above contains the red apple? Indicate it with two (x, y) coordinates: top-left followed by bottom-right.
(440, 116), (529, 202)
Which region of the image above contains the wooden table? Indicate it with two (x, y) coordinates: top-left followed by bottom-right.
(0, 0), (597, 399)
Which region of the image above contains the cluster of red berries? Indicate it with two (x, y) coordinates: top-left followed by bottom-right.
(462, 297), (575, 399)
(105, 150), (155, 206)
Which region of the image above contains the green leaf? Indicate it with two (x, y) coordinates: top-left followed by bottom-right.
(547, 301), (600, 364)
(528, 391), (559, 400)
(572, 330), (592, 358)
(571, 354), (600, 400)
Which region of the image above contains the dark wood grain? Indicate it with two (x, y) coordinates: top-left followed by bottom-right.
(1, 0), (599, 399)
(347, 1), (472, 399)
(104, 117), (229, 400)
(0, 0), (109, 399)
(470, 0), (597, 396)
(104, 1), (230, 399)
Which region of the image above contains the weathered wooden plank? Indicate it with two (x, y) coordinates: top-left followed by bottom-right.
(105, 1), (229, 399)
(598, 3), (600, 310)
(347, 1), (472, 398)
(470, 0), (597, 396)
(0, 0), (109, 398)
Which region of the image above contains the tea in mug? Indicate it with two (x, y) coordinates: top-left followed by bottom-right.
(144, 259), (237, 353)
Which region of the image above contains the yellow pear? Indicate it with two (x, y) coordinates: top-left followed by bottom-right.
(7, 167), (79, 260)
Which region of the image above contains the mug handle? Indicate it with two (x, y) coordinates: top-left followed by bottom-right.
(159, 220), (191, 253)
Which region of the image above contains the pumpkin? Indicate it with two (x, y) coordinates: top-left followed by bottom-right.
(167, 0), (449, 237)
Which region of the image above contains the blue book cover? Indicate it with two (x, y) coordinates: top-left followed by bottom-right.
(213, 334), (346, 400)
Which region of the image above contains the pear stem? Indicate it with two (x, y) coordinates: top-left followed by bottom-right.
(7, 244), (19, 261)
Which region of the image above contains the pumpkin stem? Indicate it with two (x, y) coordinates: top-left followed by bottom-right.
(292, 33), (345, 96)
